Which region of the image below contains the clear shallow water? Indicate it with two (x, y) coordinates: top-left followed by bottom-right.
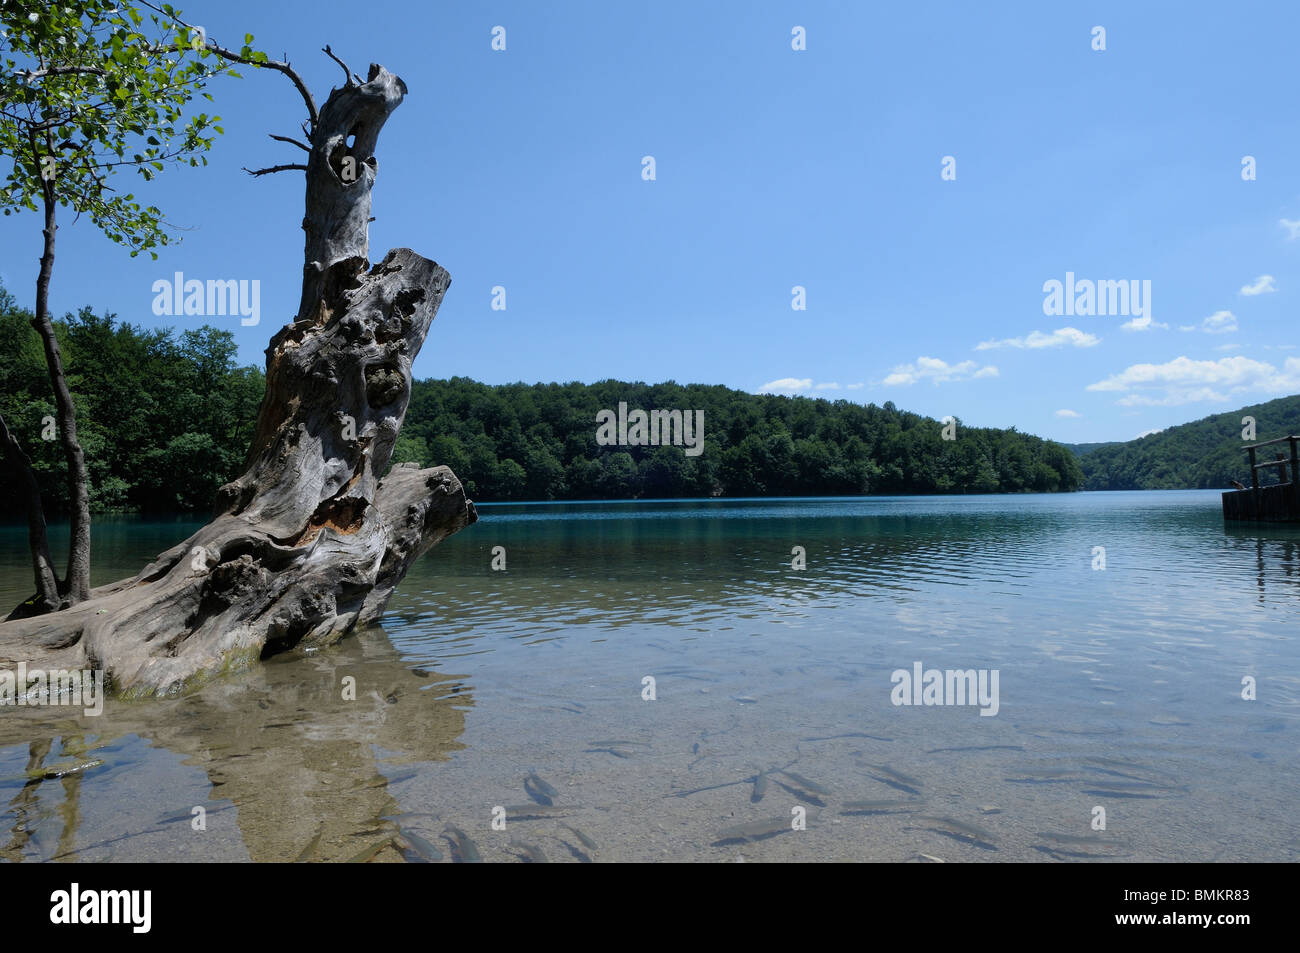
(1, 491), (1298, 862)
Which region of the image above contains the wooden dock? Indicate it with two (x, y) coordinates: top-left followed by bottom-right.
(1222, 434), (1300, 522)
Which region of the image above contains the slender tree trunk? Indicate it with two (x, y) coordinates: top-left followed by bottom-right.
(31, 185), (92, 604)
(0, 412), (61, 615)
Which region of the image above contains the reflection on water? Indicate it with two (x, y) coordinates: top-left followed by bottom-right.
(0, 627), (470, 862)
(1, 491), (1298, 861)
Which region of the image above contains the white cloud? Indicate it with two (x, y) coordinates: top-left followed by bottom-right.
(1087, 355), (1300, 407)
(1281, 218), (1300, 240)
(1201, 310), (1238, 334)
(1121, 316), (1170, 332)
(846, 382), (864, 390)
(1240, 274), (1276, 296)
(1117, 389), (1233, 406)
(1215, 342), (1242, 351)
(882, 356), (999, 387)
(1179, 310), (1238, 334)
(756, 378), (851, 395)
(1136, 428), (1164, 439)
(975, 327), (1100, 351)
(757, 378), (812, 394)
(1055, 409), (1082, 418)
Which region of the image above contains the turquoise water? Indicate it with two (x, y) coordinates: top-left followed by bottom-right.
(1, 491), (1298, 861)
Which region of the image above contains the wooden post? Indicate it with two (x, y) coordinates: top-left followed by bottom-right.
(1249, 445), (1260, 517)
(1290, 436), (1299, 515)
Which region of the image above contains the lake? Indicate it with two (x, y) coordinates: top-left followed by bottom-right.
(1, 491), (1297, 862)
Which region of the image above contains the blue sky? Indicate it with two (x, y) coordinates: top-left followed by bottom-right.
(3, 0), (1299, 443)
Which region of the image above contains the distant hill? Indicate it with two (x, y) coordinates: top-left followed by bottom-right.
(1062, 441), (1123, 457)
(398, 378), (1085, 501)
(1073, 394), (1300, 490)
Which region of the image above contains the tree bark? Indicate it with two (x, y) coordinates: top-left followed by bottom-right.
(0, 62), (476, 696)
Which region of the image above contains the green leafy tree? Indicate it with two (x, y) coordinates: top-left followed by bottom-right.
(0, 0), (259, 611)
(495, 458), (528, 500)
(390, 433), (431, 468)
(0, 286), (264, 521)
(524, 444), (566, 500)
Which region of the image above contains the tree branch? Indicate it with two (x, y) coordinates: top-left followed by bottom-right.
(209, 48), (318, 129)
(269, 133), (310, 153)
(242, 163), (307, 177)
(19, 65), (107, 80)
(322, 45), (361, 87)
(136, 0), (319, 128)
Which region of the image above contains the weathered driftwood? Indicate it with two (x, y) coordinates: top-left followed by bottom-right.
(0, 58), (476, 696)
(297, 62), (407, 322)
(0, 248), (475, 696)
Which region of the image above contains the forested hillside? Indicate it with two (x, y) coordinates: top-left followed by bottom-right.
(1, 289), (1085, 510)
(393, 378), (1082, 500)
(1073, 394), (1300, 490)
(1063, 441), (1122, 456)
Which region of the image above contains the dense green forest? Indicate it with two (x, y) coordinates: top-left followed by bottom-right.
(395, 378), (1083, 500)
(1071, 394), (1300, 490)
(0, 285), (264, 513)
(13, 283), (1294, 508)
(0, 290), (1086, 512)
